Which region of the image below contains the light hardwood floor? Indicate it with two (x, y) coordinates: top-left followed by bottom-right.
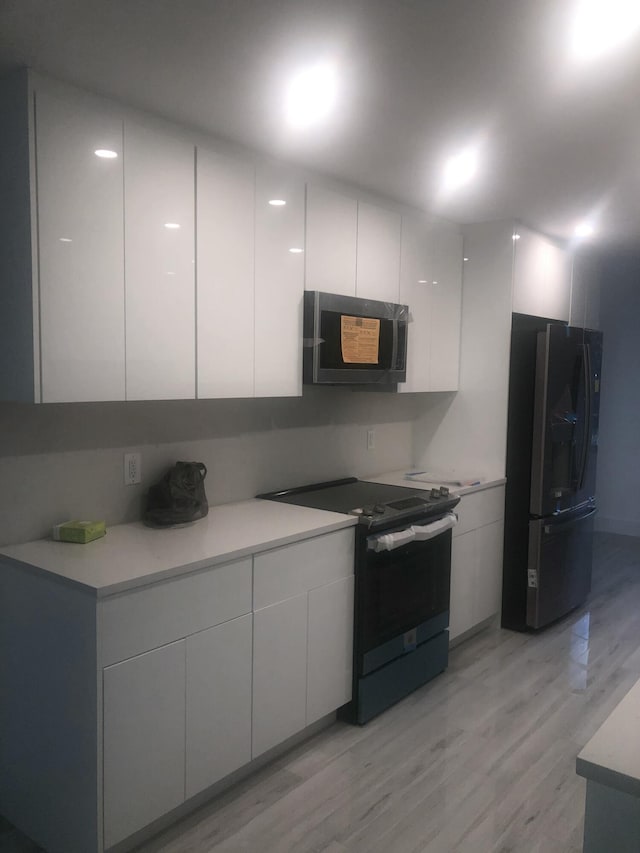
(2, 532), (640, 853)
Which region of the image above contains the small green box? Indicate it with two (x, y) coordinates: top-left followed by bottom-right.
(52, 520), (107, 544)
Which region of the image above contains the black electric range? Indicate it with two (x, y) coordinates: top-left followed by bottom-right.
(258, 477), (459, 530)
(259, 477), (459, 724)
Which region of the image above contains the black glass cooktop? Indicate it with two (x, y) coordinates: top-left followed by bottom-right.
(258, 477), (459, 529)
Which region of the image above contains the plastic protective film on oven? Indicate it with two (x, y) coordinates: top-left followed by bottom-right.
(367, 512), (458, 553)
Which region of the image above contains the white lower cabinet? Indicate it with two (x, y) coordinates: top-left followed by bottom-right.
(103, 641), (186, 849)
(449, 486), (505, 642)
(101, 528), (354, 849)
(474, 519), (505, 625)
(449, 532), (476, 641)
(0, 525), (355, 853)
(252, 529), (355, 758)
(185, 613), (253, 798)
(252, 594), (309, 757)
(252, 573), (355, 758)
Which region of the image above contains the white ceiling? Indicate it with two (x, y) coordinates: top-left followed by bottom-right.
(2, 0), (640, 247)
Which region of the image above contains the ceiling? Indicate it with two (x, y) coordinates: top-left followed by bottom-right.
(2, 0), (640, 248)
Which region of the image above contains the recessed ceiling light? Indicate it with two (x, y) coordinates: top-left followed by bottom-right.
(574, 221), (595, 238)
(59, 237), (72, 243)
(570, 0), (640, 61)
(289, 247), (304, 254)
(164, 222), (181, 230)
(418, 279), (428, 284)
(432, 280), (438, 285)
(512, 233), (521, 241)
(442, 146), (478, 193)
(463, 257), (469, 262)
(94, 149), (118, 159)
(268, 199), (287, 206)
(285, 62), (338, 129)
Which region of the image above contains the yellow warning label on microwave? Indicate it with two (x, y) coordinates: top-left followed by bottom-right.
(341, 315), (380, 364)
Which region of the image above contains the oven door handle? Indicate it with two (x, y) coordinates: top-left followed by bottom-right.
(367, 526), (416, 553)
(367, 512), (458, 552)
(411, 512), (458, 541)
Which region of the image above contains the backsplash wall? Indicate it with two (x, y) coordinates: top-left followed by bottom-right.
(0, 387), (427, 546)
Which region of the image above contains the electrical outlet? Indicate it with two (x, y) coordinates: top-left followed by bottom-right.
(124, 452), (141, 486)
(366, 429), (375, 451)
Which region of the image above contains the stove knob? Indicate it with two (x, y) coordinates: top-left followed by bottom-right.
(373, 504), (386, 514)
(362, 506), (375, 517)
(430, 488), (440, 499)
(439, 486), (450, 497)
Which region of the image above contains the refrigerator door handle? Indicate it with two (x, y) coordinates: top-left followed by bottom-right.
(577, 343), (592, 491)
(543, 506), (597, 534)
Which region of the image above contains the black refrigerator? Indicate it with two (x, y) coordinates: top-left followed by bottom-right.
(502, 314), (603, 631)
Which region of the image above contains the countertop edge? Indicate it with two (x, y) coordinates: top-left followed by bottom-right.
(575, 678), (640, 798)
(95, 515), (357, 598)
(0, 510), (358, 598)
(576, 756), (640, 799)
(364, 471), (506, 496)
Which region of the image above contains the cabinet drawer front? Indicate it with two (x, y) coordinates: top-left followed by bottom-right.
(454, 486), (505, 537)
(101, 558), (252, 665)
(253, 528), (354, 610)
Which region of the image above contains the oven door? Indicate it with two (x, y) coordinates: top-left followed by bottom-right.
(358, 522), (452, 671)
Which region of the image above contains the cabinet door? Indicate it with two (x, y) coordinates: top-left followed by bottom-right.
(305, 184), (357, 295)
(254, 166), (305, 397)
(103, 641), (185, 849)
(124, 122), (195, 400)
(35, 88), (125, 402)
(307, 575), (354, 724)
(197, 148), (255, 398)
(429, 222), (462, 391)
(474, 519), (504, 625)
(449, 531), (476, 641)
(398, 213), (432, 393)
(186, 614), (252, 798)
(252, 594), (308, 757)
(356, 202), (401, 302)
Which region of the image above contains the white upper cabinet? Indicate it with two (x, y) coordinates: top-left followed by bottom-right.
(124, 122), (195, 400)
(254, 166), (305, 397)
(356, 202), (402, 302)
(197, 148), (255, 398)
(429, 221), (463, 391)
(512, 226), (571, 322)
(398, 214), (432, 393)
(36, 87), (126, 402)
(305, 184), (357, 295)
(398, 215), (462, 393)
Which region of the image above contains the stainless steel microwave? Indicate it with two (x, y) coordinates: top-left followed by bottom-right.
(303, 291), (409, 385)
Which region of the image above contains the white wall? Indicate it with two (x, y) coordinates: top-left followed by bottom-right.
(411, 220), (514, 481)
(594, 252), (640, 535)
(0, 389), (428, 546)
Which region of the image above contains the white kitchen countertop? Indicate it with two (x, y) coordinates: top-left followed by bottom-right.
(365, 470), (506, 497)
(576, 678), (640, 798)
(0, 499), (357, 598)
